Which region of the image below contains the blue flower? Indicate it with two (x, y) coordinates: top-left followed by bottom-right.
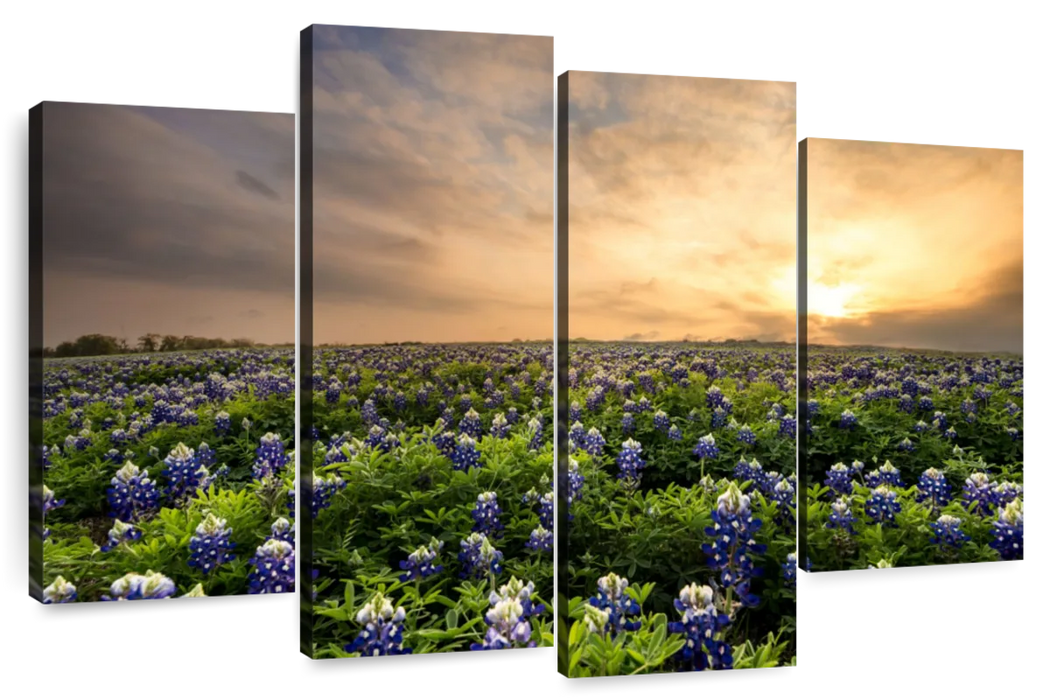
(346, 593), (411, 656)
(450, 433), (482, 471)
(824, 462), (854, 495)
(615, 438), (646, 489)
(667, 583), (733, 671)
(653, 410), (670, 433)
(692, 433), (719, 460)
(270, 517), (295, 544)
(897, 437), (916, 452)
(839, 410), (857, 429)
(566, 457), (584, 521)
(917, 468), (951, 507)
(702, 484), (766, 608)
(459, 408), (482, 438)
(107, 461), (159, 523)
(399, 538), (444, 581)
(490, 413), (510, 439)
(214, 411), (231, 435)
(582, 427), (606, 458)
(527, 416), (545, 451)
(43, 575), (77, 604)
(930, 514), (970, 549)
(471, 578), (540, 651)
(102, 571), (177, 600)
(990, 498), (1023, 561)
(864, 485), (902, 526)
(526, 525), (553, 552)
(100, 519), (142, 552)
(588, 573), (641, 634)
(188, 513), (236, 574)
(162, 442), (210, 502)
(778, 414), (797, 438)
(865, 461), (904, 488)
(827, 497), (858, 534)
(668, 424), (683, 441)
(736, 425), (756, 445)
(458, 533), (503, 579)
(248, 539), (295, 594)
(621, 412), (635, 434)
(312, 472), (346, 518)
(962, 472), (998, 515)
(471, 492), (504, 539)
(783, 551), (797, 587)
(253, 432), (290, 479)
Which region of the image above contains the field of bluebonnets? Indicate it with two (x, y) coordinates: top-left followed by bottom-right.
(307, 343), (554, 658)
(38, 349), (296, 603)
(804, 348), (1023, 571)
(561, 342), (797, 676)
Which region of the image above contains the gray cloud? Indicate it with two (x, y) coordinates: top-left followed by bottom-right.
(812, 260), (1022, 353)
(42, 103), (294, 296)
(236, 170), (281, 200)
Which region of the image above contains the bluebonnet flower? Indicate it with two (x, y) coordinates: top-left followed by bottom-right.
(667, 583), (733, 671)
(1006, 426), (1021, 441)
(918, 397), (934, 411)
(962, 472), (997, 515)
(534, 491), (554, 530)
(42, 484), (65, 533)
(931, 411), (948, 430)
(110, 428), (129, 446)
(582, 427), (606, 458)
(824, 462), (854, 495)
(472, 587), (537, 654)
(188, 513), (236, 573)
(103, 571), (177, 600)
(471, 492), (504, 539)
(42, 576), (77, 604)
(615, 438), (646, 489)
(898, 394), (915, 413)
(432, 429), (456, 458)
(653, 410), (670, 433)
(771, 477), (796, 517)
(779, 414), (797, 438)
(992, 481), (1022, 509)
(360, 399), (379, 425)
(248, 539), (295, 594)
(490, 413), (509, 439)
(568, 421), (585, 446)
(506, 407), (519, 424)
(100, 519), (142, 552)
(569, 401), (581, 424)
(399, 538), (444, 581)
(736, 425), (756, 445)
(917, 467), (951, 507)
(692, 433), (719, 460)
(459, 408), (482, 438)
(827, 497), (858, 534)
(864, 485), (902, 526)
(312, 472), (346, 518)
(589, 573), (641, 634)
(566, 458), (584, 521)
(197, 442), (216, 468)
(108, 461), (159, 523)
(253, 432), (290, 479)
(459, 533), (503, 579)
(930, 514), (970, 549)
(270, 517), (294, 544)
(898, 437), (916, 452)
(162, 442), (205, 502)
(733, 457), (762, 486)
(990, 498), (1023, 561)
(65, 429), (92, 452)
(865, 461), (904, 488)
(346, 593), (411, 656)
(944, 425), (958, 440)
(711, 407), (729, 429)
(702, 484), (766, 608)
(668, 424), (683, 441)
(214, 411), (231, 435)
(621, 412), (635, 434)
(526, 525), (553, 552)
(783, 552), (797, 587)
(527, 417), (545, 451)
(452, 434), (482, 471)
(914, 420), (929, 433)
(839, 410), (857, 430)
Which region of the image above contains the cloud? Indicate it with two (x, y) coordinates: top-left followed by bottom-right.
(238, 309), (266, 319)
(40, 102), (295, 345)
(565, 72), (797, 343)
(810, 260), (1022, 353)
(307, 26), (554, 344)
(236, 170), (281, 200)
(623, 330), (659, 341)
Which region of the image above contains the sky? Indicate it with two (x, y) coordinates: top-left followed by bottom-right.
(806, 138), (1023, 354)
(310, 25), (554, 344)
(566, 72), (796, 342)
(41, 102), (294, 347)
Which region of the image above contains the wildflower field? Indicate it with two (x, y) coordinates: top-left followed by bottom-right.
(804, 348), (1023, 571)
(306, 343), (554, 658)
(38, 349), (296, 603)
(560, 342), (797, 676)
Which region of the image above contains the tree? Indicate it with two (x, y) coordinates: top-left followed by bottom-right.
(138, 333), (160, 352)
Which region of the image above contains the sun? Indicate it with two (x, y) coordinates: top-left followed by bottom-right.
(808, 282), (862, 318)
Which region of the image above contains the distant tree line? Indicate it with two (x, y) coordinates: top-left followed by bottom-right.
(45, 333), (265, 358)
